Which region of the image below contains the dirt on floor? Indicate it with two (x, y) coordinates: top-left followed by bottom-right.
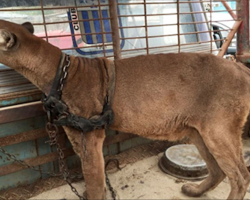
(28, 140), (250, 200)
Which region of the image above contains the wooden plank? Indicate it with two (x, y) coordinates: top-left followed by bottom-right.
(0, 148), (75, 176)
(0, 101), (45, 124)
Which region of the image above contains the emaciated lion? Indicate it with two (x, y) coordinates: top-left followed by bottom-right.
(0, 20), (249, 200)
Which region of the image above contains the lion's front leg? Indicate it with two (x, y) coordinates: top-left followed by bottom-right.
(64, 127), (106, 200)
(80, 129), (106, 200)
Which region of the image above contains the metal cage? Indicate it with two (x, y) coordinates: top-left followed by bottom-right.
(0, 0), (246, 198)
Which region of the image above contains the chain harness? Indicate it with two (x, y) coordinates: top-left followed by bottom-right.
(0, 53), (118, 200)
(42, 53), (117, 200)
(42, 53), (114, 132)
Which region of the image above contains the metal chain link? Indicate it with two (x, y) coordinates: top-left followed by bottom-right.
(0, 147), (61, 177)
(0, 126), (82, 179)
(47, 122), (117, 200)
(105, 172), (116, 200)
(52, 54), (117, 200)
(46, 122), (86, 200)
(59, 55), (71, 93)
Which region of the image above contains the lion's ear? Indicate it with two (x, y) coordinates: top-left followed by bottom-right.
(21, 22), (34, 34)
(0, 30), (17, 51)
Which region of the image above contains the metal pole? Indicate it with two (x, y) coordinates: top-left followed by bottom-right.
(143, 0), (149, 55)
(109, 0), (121, 60)
(221, 0), (237, 20)
(217, 20), (242, 57)
(236, 0), (249, 56)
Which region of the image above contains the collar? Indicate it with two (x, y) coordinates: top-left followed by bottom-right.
(49, 53), (69, 100)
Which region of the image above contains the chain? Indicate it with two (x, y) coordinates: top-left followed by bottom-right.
(59, 55), (71, 92)
(105, 172), (116, 200)
(0, 147), (61, 177)
(0, 127), (82, 180)
(47, 121), (117, 200)
(46, 122), (86, 200)
(0, 130), (116, 200)
(48, 54), (117, 200)
(47, 122), (117, 200)
(105, 159), (121, 200)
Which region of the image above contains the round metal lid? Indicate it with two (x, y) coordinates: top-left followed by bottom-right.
(159, 144), (208, 180)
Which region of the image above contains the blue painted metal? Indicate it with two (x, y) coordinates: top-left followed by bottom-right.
(0, 141), (41, 190)
(0, 116), (49, 189)
(0, 94), (42, 107)
(36, 136), (54, 179)
(0, 114), (151, 190)
(213, 1), (236, 12)
(0, 116), (46, 138)
(67, 2), (125, 56)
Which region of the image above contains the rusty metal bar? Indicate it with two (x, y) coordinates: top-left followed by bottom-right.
(0, 2), (239, 10)
(97, 0), (106, 57)
(109, 0), (121, 60)
(0, 132), (139, 177)
(0, 101), (45, 124)
(217, 20), (242, 57)
(29, 18), (236, 28)
(118, 20), (235, 29)
(143, 0), (149, 55)
(74, 39), (219, 53)
(235, 53), (250, 63)
(117, 9), (239, 17)
(221, 0), (237, 20)
(177, 0), (180, 53)
(0, 4), (110, 11)
(0, 148), (75, 176)
(119, 29), (230, 40)
(0, 8), (238, 15)
(120, 41), (218, 52)
(0, 0), (239, 11)
(209, 0), (212, 53)
(236, 0), (249, 57)
(38, 25), (232, 40)
(0, 128), (47, 147)
(40, 0), (48, 42)
(61, 37), (219, 53)
(117, 0), (239, 5)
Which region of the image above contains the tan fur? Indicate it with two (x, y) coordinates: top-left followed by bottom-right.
(0, 20), (250, 200)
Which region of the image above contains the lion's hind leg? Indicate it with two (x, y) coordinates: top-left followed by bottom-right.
(181, 129), (225, 197)
(184, 120), (250, 200)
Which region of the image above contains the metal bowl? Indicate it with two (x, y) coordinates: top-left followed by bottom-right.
(158, 144), (208, 180)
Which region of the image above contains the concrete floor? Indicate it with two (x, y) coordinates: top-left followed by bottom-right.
(30, 140), (250, 200)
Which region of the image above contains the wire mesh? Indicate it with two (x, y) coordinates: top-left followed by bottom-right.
(0, 0), (238, 58)
(0, 0), (239, 98)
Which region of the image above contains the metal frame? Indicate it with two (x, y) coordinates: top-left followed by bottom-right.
(236, 0), (250, 63)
